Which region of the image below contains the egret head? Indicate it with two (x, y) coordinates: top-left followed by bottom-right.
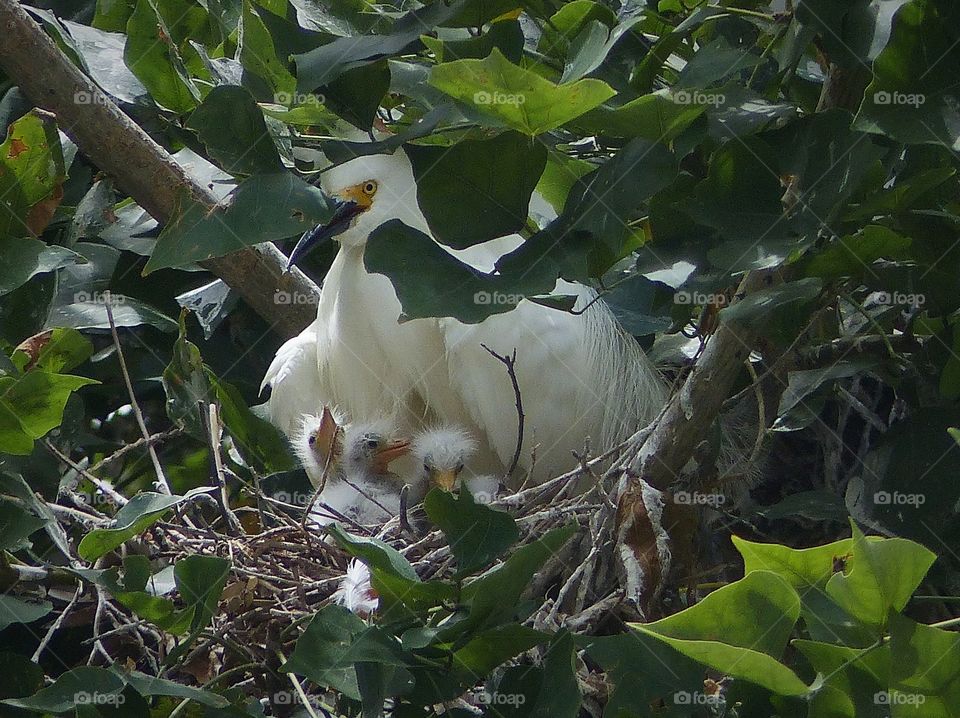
(343, 420), (412, 480)
(294, 406), (346, 483)
(287, 152), (427, 266)
(412, 426), (478, 491)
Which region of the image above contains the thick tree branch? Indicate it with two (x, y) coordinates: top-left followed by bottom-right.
(0, 0), (319, 339)
(633, 273), (769, 490)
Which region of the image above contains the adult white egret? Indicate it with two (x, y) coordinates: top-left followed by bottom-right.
(411, 425), (500, 502)
(265, 149), (667, 485)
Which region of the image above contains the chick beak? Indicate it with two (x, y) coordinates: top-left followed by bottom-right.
(431, 468), (459, 492)
(285, 198), (364, 270)
(371, 439), (411, 474)
(314, 406), (342, 462)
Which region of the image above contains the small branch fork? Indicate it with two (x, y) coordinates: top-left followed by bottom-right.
(481, 344), (525, 481)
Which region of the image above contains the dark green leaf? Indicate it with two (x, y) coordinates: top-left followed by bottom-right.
(424, 487), (520, 575)
(0, 239), (83, 297)
(146, 173), (335, 272)
(2, 667), (125, 712)
(282, 605), (408, 701)
(0, 499), (47, 551)
(407, 132), (546, 248)
(78, 489), (210, 561)
(186, 86), (283, 175)
(0, 596), (52, 631)
(889, 613), (960, 713)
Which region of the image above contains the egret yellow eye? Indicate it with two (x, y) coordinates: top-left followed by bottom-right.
(361, 180), (377, 196)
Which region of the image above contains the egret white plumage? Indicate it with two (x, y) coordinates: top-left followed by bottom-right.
(411, 426), (499, 502)
(294, 409), (411, 526)
(265, 148), (667, 485)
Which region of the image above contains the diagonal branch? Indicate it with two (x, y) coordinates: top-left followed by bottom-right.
(0, 0), (319, 339)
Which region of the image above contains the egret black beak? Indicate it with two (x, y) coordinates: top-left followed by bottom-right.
(285, 199), (364, 270)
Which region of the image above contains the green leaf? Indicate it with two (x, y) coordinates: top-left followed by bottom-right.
(735, 534), (876, 645)
(2, 667), (125, 712)
(145, 173), (336, 273)
(78, 489), (210, 560)
(212, 375), (295, 474)
(794, 639), (890, 718)
(174, 554), (231, 632)
(239, 2), (296, 97)
(773, 361), (874, 432)
(854, 0), (960, 148)
(365, 220), (553, 324)
(580, 629), (705, 716)
(422, 20), (524, 63)
(0, 499), (48, 551)
(826, 522), (936, 629)
(406, 132), (546, 248)
(124, 0), (199, 113)
(577, 89), (708, 140)
(329, 524), (455, 616)
(537, 0), (616, 59)
(526, 631), (581, 718)
(0, 110), (67, 242)
(450, 624), (548, 679)
(757, 490), (849, 524)
(48, 294), (179, 332)
(282, 605), (408, 701)
(889, 613), (960, 714)
(186, 85), (282, 175)
(322, 60), (391, 130)
(328, 523), (418, 581)
(0, 371), (99, 455)
(805, 225), (913, 280)
(161, 311), (211, 437)
(631, 570), (808, 696)
(458, 523), (576, 632)
(116, 669), (230, 707)
(25, 327), (94, 373)
(0, 651), (44, 699)
(0, 595), (52, 631)
(429, 48), (616, 135)
(424, 487), (520, 575)
(720, 278), (824, 326)
(0, 239), (83, 297)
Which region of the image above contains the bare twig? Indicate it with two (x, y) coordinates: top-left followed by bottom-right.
(88, 427), (184, 475)
(44, 440), (128, 507)
(32, 583), (83, 662)
(104, 295), (172, 495)
(480, 344), (525, 481)
(208, 403), (243, 535)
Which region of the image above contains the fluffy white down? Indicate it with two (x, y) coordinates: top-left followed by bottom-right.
(264, 149), (668, 487)
(332, 559), (378, 617)
(411, 426), (478, 473)
(306, 418), (405, 527)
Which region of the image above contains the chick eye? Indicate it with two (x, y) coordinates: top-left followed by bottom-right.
(362, 180), (377, 196)
(365, 437), (379, 448)
(456, 462), (464, 473)
(423, 462), (430, 472)
(307, 435), (316, 445)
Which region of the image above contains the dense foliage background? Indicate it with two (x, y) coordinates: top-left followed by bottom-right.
(2, 0), (960, 715)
